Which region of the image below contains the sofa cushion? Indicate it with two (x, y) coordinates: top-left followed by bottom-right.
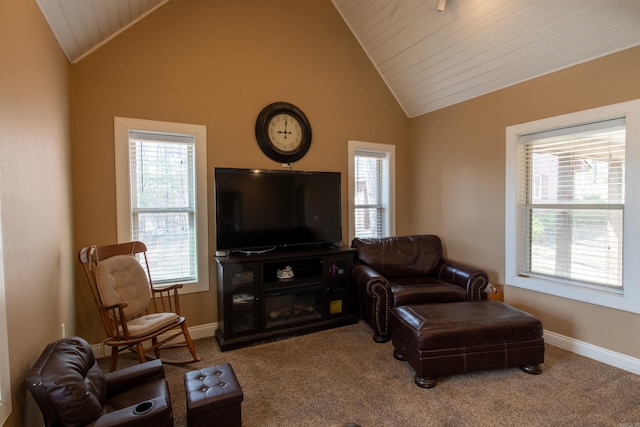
(352, 235), (442, 277)
(390, 277), (467, 306)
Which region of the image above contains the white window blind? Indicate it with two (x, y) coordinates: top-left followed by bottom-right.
(128, 131), (197, 284)
(354, 149), (389, 238)
(517, 118), (625, 290)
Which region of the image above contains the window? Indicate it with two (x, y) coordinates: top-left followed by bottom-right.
(115, 117), (209, 292)
(348, 140), (396, 243)
(0, 200), (11, 424)
(505, 100), (640, 312)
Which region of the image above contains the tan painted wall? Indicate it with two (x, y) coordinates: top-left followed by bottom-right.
(0, 0), (72, 426)
(70, 0), (410, 343)
(409, 46), (640, 358)
(1, 1), (639, 425)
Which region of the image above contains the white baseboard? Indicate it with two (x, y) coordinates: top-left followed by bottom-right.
(544, 330), (640, 375)
(91, 322), (218, 359)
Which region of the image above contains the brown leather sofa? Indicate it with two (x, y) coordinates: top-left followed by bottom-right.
(351, 235), (489, 342)
(25, 336), (173, 427)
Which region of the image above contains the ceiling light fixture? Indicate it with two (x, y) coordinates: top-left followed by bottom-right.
(436, 0), (447, 12)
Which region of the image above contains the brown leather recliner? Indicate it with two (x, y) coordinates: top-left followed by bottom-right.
(25, 336), (173, 427)
(351, 235), (489, 343)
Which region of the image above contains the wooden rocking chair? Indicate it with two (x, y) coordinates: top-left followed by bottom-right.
(78, 241), (201, 371)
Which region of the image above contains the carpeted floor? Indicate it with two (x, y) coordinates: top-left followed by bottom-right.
(99, 321), (640, 426)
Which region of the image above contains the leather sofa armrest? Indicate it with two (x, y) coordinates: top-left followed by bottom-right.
(91, 395), (172, 427)
(435, 259), (489, 301)
(352, 264), (392, 342)
(352, 263), (390, 295)
(105, 359), (166, 397)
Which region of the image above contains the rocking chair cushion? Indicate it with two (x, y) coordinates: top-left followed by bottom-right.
(96, 254), (151, 318)
(119, 312), (181, 338)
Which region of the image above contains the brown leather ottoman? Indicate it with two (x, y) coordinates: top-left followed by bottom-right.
(184, 363), (243, 427)
(390, 301), (544, 388)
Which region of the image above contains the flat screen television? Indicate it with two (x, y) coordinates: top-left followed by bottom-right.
(214, 167), (342, 253)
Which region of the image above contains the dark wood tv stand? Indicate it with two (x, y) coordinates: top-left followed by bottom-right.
(214, 247), (357, 351)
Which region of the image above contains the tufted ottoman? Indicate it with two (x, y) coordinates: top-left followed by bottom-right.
(391, 301), (544, 388)
(184, 363), (243, 427)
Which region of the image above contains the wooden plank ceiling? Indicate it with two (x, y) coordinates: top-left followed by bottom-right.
(35, 0), (169, 63)
(36, 0), (640, 118)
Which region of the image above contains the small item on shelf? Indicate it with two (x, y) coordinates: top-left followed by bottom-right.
(329, 263), (338, 275)
(231, 271), (254, 286)
(232, 293), (254, 304)
(330, 299), (343, 314)
(276, 265), (294, 280)
(329, 263), (345, 276)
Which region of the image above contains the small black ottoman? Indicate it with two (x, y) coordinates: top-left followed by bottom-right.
(391, 301), (544, 388)
(184, 363), (243, 427)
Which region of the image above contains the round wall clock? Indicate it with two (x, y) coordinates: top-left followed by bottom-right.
(255, 102), (312, 163)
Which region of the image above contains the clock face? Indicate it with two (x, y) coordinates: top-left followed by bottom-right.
(255, 102), (312, 163)
(268, 114), (303, 153)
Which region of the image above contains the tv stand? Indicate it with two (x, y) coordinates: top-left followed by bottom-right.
(215, 247), (357, 351)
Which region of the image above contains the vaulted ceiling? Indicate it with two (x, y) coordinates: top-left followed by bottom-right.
(36, 0), (640, 118)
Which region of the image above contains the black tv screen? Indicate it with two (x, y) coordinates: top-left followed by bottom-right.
(214, 168), (342, 253)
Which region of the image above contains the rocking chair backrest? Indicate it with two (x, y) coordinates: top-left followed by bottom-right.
(78, 241), (153, 331)
(95, 255), (151, 318)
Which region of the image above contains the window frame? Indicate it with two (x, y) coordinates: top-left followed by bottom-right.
(347, 140), (396, 244)
(505, 99), (640, 313)
(114, 117), (209, 293)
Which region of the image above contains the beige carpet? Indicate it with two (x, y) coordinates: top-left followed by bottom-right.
(99, 321), (640, 426)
